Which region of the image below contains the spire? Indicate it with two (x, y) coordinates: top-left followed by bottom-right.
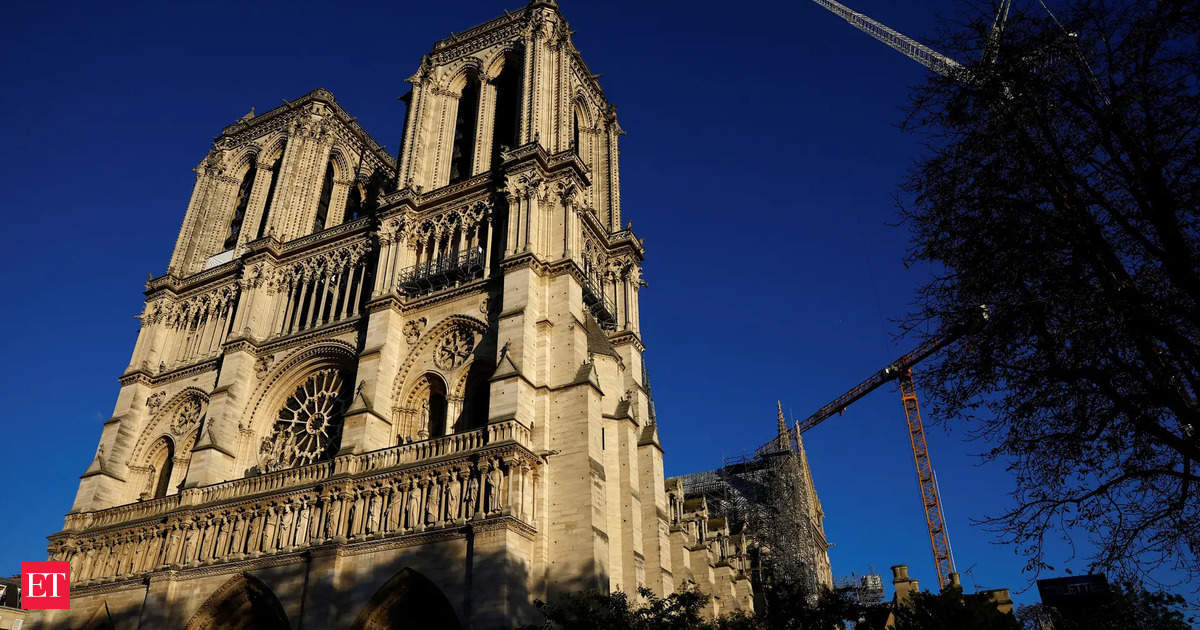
(776, 401), (793, 453)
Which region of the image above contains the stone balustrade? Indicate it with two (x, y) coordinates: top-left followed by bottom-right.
(52, 421), (538, 586)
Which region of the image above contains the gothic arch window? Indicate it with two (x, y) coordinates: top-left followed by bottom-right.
(257, 146), (285, 239)
(258, 368), (349, 472)
(421, 373), (449, 438)
(345, 182), (364, 221)
(314, 160), (335, 233)
(149, 437), (175, 499)
(224, 158), (256, 251)
(490, 47), (523, 169)
(573, 110), (581, 155)
(449, 76), (481, 184)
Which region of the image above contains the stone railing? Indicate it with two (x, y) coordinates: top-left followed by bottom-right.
(52, 421), (537, 586)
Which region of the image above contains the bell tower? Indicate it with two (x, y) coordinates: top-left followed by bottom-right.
(37, 2), (700, 629)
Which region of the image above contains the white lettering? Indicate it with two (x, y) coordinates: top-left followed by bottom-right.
(25, 572), (66, 598)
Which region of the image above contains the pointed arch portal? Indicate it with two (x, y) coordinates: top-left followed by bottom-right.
(352, 568), (461, 630)
(184, 573), (290, 630)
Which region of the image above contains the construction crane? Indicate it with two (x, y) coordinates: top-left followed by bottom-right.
(795, 0), (1013, 589)
(809, 0), (1013, 81)
(768, 306), (988, 588)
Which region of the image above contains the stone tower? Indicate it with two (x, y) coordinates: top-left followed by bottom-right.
(31, 2), (742, 629)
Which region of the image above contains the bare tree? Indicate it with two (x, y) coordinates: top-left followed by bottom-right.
(900, 0), (1200, 583)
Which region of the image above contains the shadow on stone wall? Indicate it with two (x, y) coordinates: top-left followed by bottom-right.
(44, 522), (610, 630)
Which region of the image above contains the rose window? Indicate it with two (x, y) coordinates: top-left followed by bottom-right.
(259, 369), (348, 472)
(433, 329), (475, 370)
(170, 397), (205, 435)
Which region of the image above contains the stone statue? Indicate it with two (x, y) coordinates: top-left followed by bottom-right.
(216, 518), (230, 559)
(247, 511), (263, 553)
(263, 506), (278, 551)
(324, 498), (340, 540)
(488, 464), (503, 514)
(182, 524), (198, 565)
(445, 473), (461, 521)
(279, 506), (294, 550)
(386, 484), (402, 531)
(465, 473), (480, 519)
(295, 503), (309, 547)
(367, 492), (381, 534)
(165, 526), (181, 566)
(425, 479), (440, 524)
(230, 514), (245, 555)
(405, 481), (420, 529)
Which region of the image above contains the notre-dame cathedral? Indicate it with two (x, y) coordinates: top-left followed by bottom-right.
(31, 2), (831, 628)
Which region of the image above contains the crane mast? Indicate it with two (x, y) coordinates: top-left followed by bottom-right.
(899, 368), (955, 587)
(769, 306), (987, 587)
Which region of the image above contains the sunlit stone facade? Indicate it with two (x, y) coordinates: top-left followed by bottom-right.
(31, 2), (763, 628)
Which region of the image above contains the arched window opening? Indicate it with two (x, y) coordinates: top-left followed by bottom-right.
(345, 183), (364, 222)
(395, 92), (412, 187)
(449, 77), (481, 184)
(256, 148), (285, 239)
(225, 159), (256, 251)
(314, 160), (335, 233)
(572, 110), (581, 155)
(150, 438), (175, 499)
(491, 48), (524, 169)
(422, 374), (449, 438)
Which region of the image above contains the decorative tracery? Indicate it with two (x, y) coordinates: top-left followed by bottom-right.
(258, 369), (348, 472)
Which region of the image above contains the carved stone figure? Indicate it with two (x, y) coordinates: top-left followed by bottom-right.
(247, 511), (263, 553)
(445, 472), (461, 521)
(425, 478), (440, 524)
(325, 498), (341, 540)
(405, 480), (420, 529)
(279, 505), (294, 549)
(294, 502), (309, 547)
(230, 513), (245, 556)
(465, 472), (480, 519)
(367, 491), (381, 534)
(386, 483), (402, 530)
(182, 523), (198, 565)
(487, 463), (503, 514)
(403, 317), (427, 345)
(262, 506), (277, 551)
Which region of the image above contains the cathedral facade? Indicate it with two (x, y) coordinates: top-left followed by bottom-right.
(31, 2), (773, 628)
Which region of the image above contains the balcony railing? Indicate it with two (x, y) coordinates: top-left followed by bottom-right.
(397, 248), (485, 297)
(61, 419), (532, 533)
(54, 420), (538, 588)
(582, 274), (617, 330)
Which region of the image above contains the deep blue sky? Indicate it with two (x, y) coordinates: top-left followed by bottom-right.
(0, 0), (1124, 608)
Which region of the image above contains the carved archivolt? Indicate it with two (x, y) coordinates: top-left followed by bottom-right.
(242, 340), (358, 470)
(257, 368), (349, 473)
(130, 388), (210, 467)
(392, 315), (488, 401)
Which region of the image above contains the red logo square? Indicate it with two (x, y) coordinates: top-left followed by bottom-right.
(21, 560), (71, 609)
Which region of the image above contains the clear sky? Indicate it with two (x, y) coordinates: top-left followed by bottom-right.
(0, 0), (1123, 608)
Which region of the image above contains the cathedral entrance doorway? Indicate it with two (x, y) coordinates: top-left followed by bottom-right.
(352, 568), (461, 630)
(184, 574), (290, 630)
